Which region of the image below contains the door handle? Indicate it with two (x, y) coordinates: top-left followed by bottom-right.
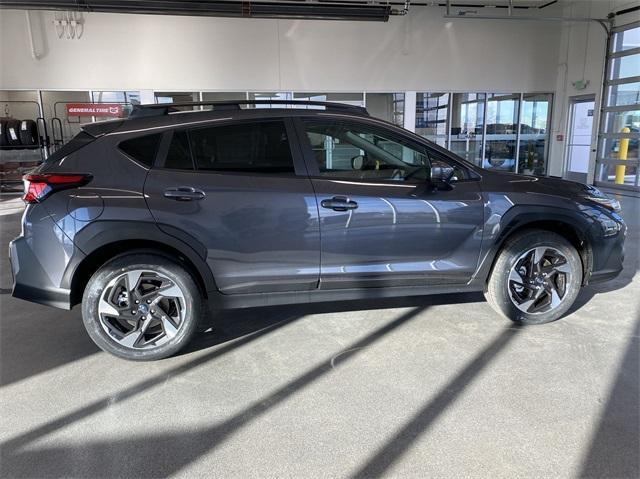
(163, 186), (205, 201)
(321, 196), (358, 212)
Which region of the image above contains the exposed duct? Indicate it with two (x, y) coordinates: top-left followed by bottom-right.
(0, 1), (396, 21)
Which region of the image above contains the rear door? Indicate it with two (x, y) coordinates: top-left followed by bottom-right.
(144, 117), (320, 294)
(294, 116), (484, 289)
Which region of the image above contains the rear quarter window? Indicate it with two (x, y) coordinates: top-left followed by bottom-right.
(118, 133), (162, 167)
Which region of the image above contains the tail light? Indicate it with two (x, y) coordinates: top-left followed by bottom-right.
(22, 173), (92, 204)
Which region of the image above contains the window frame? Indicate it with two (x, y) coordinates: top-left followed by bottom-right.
(293, 115), (475, 184)
(154, 117), (308, 177)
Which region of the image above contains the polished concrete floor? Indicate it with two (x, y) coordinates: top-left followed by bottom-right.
(0, 193), (638, 478)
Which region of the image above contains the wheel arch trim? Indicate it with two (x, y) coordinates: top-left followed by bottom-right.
(62, 221), (217, 306)
(475, 205), (594, 287)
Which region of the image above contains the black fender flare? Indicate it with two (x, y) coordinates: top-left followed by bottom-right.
(61, 220), (217, 295)
(473, 205), (595, 285)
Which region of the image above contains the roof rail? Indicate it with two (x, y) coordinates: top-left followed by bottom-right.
(130, 100), (369, 118)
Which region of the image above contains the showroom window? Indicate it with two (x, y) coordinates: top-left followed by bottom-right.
(189, 121), (295, 174)
(415, 91), (552, 174)
(596, 22), (640, 191)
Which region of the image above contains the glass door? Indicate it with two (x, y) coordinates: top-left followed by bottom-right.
(448, 93), (485, 167)
(565, 96), (595, 183)
(484, 93), (520, 172)
(596, 22), (640, 191)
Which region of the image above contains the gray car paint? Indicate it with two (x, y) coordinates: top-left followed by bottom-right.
(9, 106), (626, 312)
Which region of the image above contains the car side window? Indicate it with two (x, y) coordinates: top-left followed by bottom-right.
(119, 133), (162, 167)
(164, 130), (194, 170)
(189, 121), (295, 174)
(303, 121), (430, 182)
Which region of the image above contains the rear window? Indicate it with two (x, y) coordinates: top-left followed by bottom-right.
(119, 133), (162, 167)
(46, 131), (95, 163)
(189, 121), (294, 173)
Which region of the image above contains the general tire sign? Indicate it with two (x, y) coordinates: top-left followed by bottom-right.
(66, 103), (124, 117)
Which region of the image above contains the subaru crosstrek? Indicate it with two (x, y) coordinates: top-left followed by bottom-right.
(9, 100), (626, 360)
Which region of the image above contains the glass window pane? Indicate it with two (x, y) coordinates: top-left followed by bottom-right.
(484, 93), (519, 171)
(609, 53), (640, 81)
(303, 121), (430, 182)
(600, 137), (640, 161)
(189, 121), (294, 173)
(293, 93), (365, 109)
(611, 26), (640, 53)
(607, 82), (640, 107)
(154, 92), (199, 111)
(597, 162), (639, 186)
(518, 93), (551, 175)
(604, 109), (640, 133)
(119, 133), (162, 167)
(448, 93), (485, 167)
(201, 92), (246, 102)
(164, 131), (193, 170)
(415, 93), (449, 147)
(248, 92), (292, 108)
(366, 93), (404, 127)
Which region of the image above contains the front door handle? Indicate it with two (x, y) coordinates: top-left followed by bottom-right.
(163, 187), (205, 201)
(321, 196), (358, 212)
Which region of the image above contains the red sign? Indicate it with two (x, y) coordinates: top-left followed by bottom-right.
(66, 103), (124, 117)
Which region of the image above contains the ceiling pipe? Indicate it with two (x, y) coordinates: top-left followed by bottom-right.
(25, 10), (41, 60)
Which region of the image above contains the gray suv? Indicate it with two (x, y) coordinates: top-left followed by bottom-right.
(9, 100), (626, 360)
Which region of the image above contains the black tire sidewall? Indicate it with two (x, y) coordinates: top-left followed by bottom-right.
(82, 254), (202, 361)
(486, 231), (582, 325)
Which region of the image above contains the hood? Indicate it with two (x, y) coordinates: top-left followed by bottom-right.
(482, 170), (594, 198)
(480, 170), (622, 212)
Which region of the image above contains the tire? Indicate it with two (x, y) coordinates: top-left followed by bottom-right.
(0, 118), (10, 148)
(485, 230), (583, 325)
(5, 119), (23, 148)
(82, 253), (203, 360)
(19, 119), (39, 149)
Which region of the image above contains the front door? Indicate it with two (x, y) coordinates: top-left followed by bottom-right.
(295, 117), (484, 289)
(565, 96), (596, 184)
(144, 118), (320, 294)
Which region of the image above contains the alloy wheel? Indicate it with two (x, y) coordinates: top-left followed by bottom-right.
(507, 246), (572, 315)
(98, 269), (186, 349)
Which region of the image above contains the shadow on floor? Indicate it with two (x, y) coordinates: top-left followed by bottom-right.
(1, 307), (428, 478)
(579, 316), (640, 479)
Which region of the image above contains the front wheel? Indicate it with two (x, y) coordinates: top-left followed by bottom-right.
(485, 230), (583, 325)
(82, 253), (203, 360)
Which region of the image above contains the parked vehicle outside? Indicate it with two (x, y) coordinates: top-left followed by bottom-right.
(9, 101), (626, 360)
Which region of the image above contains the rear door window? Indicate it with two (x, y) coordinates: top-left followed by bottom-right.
(189, 121), (295, 174)
(164, 130), (194, 170)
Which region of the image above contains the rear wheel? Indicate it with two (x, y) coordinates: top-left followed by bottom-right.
(485, 230), (582, 324)
(82, 254), (203, 360)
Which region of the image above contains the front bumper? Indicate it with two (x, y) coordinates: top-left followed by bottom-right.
(587, 221), (626, 285)
(9, 236), (72, 310)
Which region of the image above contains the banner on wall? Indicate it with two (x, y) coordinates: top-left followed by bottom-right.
(66, 103), (124, 117)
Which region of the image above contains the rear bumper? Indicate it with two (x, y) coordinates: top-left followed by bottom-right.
(9, 236), (72, 310)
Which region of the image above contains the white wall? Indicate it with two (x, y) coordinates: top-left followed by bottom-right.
(0, 7), (561, 93)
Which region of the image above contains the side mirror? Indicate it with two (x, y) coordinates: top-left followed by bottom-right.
(431, 166), (456, 183)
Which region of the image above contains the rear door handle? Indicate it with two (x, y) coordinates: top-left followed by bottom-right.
(321, 196), (358, 212)
(163, 187), (205, 201)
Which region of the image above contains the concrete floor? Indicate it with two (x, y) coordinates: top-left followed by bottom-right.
(0, 193), (638, 479)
